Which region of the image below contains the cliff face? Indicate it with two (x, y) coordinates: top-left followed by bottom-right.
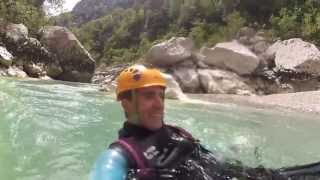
(72, 0), (118, 25)
(71, 0), (165, 26)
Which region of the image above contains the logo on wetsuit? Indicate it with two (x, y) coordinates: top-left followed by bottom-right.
(143, 145), (160, 160)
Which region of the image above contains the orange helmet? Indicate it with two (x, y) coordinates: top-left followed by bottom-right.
(116, 64), (166, 99)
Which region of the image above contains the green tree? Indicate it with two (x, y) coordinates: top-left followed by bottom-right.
(0, 0), (64, 35)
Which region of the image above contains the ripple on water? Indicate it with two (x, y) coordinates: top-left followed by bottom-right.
(1, 78), (320, 180)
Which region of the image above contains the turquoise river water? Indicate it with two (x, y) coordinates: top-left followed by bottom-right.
(0, 77), (319, 180)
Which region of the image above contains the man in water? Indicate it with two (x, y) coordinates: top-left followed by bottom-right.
(90, 64), (320, 180)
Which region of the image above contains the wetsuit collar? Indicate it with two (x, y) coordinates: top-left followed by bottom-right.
(118, 121), (164, 139)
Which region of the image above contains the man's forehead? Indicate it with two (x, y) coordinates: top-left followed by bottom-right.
(137, 86), (165, 93)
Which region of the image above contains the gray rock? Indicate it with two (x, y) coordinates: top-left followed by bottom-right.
(39, 75), (53, 80)
(0, 18), (5, 35)
(5, 23), (28, 43)
(27, 37), (42, 49)
(198, 69), (252, 95)
(7, 66), (28, 78)
(39, 26), (96, 82)
(22, 37), (53, 62)
(23, 62), (46, 77)
(146, 37), (194, 67)
(3, 24), (62, 79)
(192, 53), (209, 69)
(172, 66), (200, 93)
(252, 41), (269, 54)
(0, 66), (8, 76)
(0, 46), (13, 67)
(200, 41), (260, 75)
(177, 59), (195, 68)
(45, 62), (63, 78)
(238, 36), (251, 45)
(249, 35), (266, 44)
(266, 38), (320, 75)
(162, 73), (187, 100)
(237, 27), (256, 39)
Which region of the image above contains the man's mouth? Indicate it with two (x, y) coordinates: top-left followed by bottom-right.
(151, 113), (163, 118)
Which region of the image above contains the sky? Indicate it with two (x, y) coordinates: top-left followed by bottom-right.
(44, 0), (82, 16)
(64, 0), (82, 11)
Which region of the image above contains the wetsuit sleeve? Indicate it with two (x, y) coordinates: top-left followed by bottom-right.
(90, 148), (128, 180)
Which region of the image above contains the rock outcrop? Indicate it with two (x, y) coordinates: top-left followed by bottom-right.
(0, 22), (96, 82)
(200, 41), (260, 75)
(0, 46), (13, 67)
(266, 38), (320, 75)
(6, 66), (28, 78)
(198, 69), (252, 95)
(146, 37), (194, 67)
(162, 73), (187, 100)
(5, 23), (28, 43)
(172, 65), (200, 93)
(2, 21), (315, 100)
(39, 26), (95, 82)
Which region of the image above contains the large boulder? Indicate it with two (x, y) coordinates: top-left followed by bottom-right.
(146, 37), (193, 67)
(0, 18), (5, 34)
(162, 73), (187, 100)
(266, 38), (320, 75)
(237, 27), (256, 39)
(252, 40), (269, 55)
(3, 23), (29, 58)
(200, 41), (260, 75)
(0, 46), (13, 67)
(23, 62), (46, 77)
(172, 66), (201, 93)
(198, 69), (252, 95)
(39, 26), (95, 82)
(237, 27), (256, 45)
(2, 23), (63, 79)
(5, 23), (28, 43)
(7, 66), (28, 78)
(0, 67), (6, 76)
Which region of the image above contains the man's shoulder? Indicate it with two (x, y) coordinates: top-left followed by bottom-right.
(109, 140), (137, 168)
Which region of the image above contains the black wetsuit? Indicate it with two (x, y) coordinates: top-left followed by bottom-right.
(110, 122), (320, 180)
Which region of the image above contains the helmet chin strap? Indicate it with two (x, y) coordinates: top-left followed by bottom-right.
(129, 89), (140, 125)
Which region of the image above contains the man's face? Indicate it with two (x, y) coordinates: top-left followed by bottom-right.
(122, 86), (165, 130)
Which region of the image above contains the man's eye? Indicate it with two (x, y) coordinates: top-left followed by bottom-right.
(142, 92), (153, 99)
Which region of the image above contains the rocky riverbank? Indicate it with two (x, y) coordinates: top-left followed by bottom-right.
(93, 27), (320, 103)
(1, 22), (320, 115)
(0, 22), (95, 82)
(187, 91), (320, 115)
